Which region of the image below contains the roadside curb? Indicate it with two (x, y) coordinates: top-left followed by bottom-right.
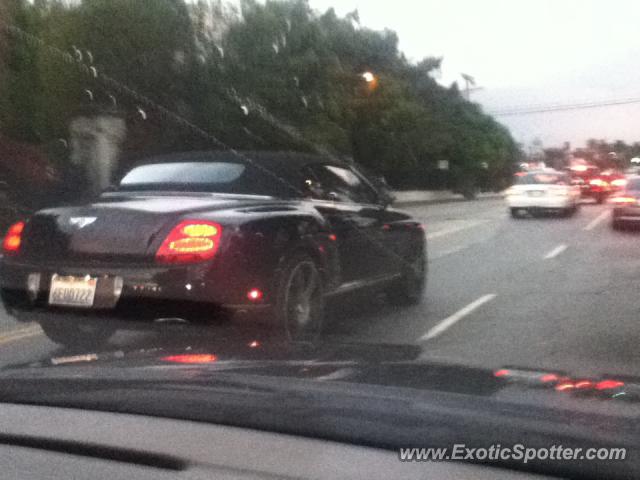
(393, 193), (504, 208)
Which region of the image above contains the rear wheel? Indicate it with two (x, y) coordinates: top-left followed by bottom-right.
(510, 208), (524, 218)
(596, 193), (606, 204)
(275, 253), (325, 343)
(612, 218), (624, 231)
(39, 319), (116, 349)
(386, 245), (426, 306)
(561, 206), (575, 218)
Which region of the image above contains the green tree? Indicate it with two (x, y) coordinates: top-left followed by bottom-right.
(1, 0), (520, 195)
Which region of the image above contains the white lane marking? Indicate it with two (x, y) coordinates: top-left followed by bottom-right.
(316, 368), (357, 381)
(584, 210), (609, 231)
(0, 331), (42, 344)
(430, 246), (465, 260)
(419, 294), (497, 342)
(0, 325), (42, 345)
(543, 244), (568, 259)
(426, 220), (486, 240)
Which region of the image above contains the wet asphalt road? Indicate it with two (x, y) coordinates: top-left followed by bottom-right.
(0, 198), (638, 378)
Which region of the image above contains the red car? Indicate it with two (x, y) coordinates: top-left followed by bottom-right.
(601, 170), (627, 192)
(568, 165), (611, 204)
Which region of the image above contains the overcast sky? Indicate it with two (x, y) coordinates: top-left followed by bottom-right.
(308, 0), (640, 148)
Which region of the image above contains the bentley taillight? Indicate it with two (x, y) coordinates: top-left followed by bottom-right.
(2, 221), (25, 254)
(156, 220), (222, 264)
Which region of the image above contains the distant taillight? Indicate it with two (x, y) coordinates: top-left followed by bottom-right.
(611, 178), (627, 187)
(2, 221), (25, 254)
(589, 178), (607, 187)
(156, 220), (222, 264)
(612, 196), (636, 204)
(595, 379), (624, 390)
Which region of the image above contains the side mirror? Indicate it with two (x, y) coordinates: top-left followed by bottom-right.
(375, 175), (389, 187)
(326, 191), (341, 201)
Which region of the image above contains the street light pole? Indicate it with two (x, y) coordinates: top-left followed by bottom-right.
(461, 73), (483, 100)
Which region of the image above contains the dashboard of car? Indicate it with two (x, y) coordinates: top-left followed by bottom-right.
(0, 403), (553, 480)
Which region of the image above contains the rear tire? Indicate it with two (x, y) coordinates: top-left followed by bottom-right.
(612, 219), (623, 231)
(510, 208), (523, 219)
(386, 245), (426, 306)
(39, 319), (116, 349)
(274, 253), (325, 343)
(596, 194), (606, 204)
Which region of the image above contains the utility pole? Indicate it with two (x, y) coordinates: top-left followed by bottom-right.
(461, 73), (475, 100)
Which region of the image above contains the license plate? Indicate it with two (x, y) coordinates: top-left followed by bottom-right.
(48, 274), (97, 308)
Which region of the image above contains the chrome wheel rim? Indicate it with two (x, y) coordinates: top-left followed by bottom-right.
(284, 261), (321, 341)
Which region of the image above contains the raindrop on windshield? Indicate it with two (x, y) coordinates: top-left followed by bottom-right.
(216, 45), (224, 58)
(301, 96), (308, 108)
(84, 89), (93, 101)
(272, 42), (279, 54)
(137, 107), (147, 120)
(72, 45), (82, 62)
(89, 66), (98, 78)
(109, 94), (117, 106)
(86, 50), (93, 64)
(240, 105), (249, 116)
(293, 76), (299, 87)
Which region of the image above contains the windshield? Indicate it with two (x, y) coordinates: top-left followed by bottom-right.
(1, 0), (638, 475)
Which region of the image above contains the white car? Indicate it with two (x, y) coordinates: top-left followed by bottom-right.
(505, 171), (581, 218)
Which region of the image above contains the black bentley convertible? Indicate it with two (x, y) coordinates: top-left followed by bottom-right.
(0, 151), (426, 346)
